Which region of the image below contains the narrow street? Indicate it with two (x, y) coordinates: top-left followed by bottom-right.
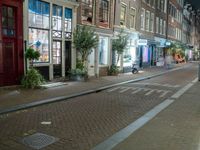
(0, 63), (198, 150)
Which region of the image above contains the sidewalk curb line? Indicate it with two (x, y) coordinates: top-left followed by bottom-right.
(0, 65), (186, 115)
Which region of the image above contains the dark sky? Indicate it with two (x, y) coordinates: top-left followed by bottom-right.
(187, 0), (200, 9)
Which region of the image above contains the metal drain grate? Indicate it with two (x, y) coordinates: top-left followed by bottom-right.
(22, 133), (59, 149)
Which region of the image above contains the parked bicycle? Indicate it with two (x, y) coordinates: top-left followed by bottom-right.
(132, 63), (139, 74)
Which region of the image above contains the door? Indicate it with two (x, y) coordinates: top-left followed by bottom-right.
(53, 41), (62, 78)
(65, 41), (71, 76)
(1, 5), (18, 85)
(88, 49), (95, 76)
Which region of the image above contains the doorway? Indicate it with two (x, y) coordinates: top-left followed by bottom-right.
(65, 41), (71, 76)
(53, 41), (62, 78)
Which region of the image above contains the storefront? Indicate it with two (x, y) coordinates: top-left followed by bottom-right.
(24, 0), (78, 80)
(154, 37), (166, 66)
(87, 34), (111, 77)
(98, 35), (111, 76)
(123, 33), (139, 72)
(137, 39), (148, 68)
(0, 0), (24, 86)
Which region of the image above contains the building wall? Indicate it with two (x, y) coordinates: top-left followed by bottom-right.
(168, 0), (184, 42)
(77, 0), (114, 77)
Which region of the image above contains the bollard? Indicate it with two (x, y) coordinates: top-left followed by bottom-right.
(199, 63), (200, 81)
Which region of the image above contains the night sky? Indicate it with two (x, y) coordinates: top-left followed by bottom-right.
(187, 0), (200, 9)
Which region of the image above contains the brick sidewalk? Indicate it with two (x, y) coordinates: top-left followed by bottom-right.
(0, 64), (185, 111)
(112, 80), (200, 150)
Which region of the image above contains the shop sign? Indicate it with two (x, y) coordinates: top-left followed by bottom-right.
(165, 41), (171, 46)
(154, 37), (166, 47)
(137, 39), (147, 46)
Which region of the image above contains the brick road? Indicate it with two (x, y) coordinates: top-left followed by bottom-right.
(0, 63), (197, 150)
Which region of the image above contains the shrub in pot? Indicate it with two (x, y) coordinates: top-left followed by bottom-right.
(21, 48), (45, 88)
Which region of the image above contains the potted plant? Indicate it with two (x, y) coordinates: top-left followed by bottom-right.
(71, 25), (99, 80)
(108, 64), (120, 76)
(21, 48), (44, 89)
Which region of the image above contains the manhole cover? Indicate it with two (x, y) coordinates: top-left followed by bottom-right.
(22, 133), (59, 149)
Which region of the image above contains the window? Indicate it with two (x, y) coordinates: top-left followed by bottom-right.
(65, 8), (72, 39)
(52, 5), (62, 38)
(160, 0), (164, 11)
(150, 13), (154, 32)
(130, 8), (136, 29)
(28, 0), (50, 29)
(81, 0), (93, 24)
(29, 28), (49, 62)
(150, 0), (155, 8)
(145, 0), (150, 5)
(99, 37), (109, 65)
(159, 18), (162, 34)
(141, 8), (145, 30)
(156, 17), (159, 33)
(28, 0), (50, 63)
(163, 20), (166, 35)
(2, 6), (15, 37)
(120, 4), (126, 26)
(145, 10), (150, 31)
(99, 0), (109, 28)
(157, 0), (160, 9)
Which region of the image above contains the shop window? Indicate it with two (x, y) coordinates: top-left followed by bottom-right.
(28, 0), (50, 63)
(28, 0), (50, 29)
(99, 0), (109, 28)
(65, 8), (72, 39)
(52, 5), (62, 38)
(130, 8), (136, 29)
(2, 6), (15, 37)
(81, 0), (93, 24)
(120, 4), (126, 26)
(99, 37), (109, 65)
(29, 28), (49, 63)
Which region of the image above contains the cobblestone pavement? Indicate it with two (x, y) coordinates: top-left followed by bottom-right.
(0, 64), (185, 110)
(0, 63), (198, 150)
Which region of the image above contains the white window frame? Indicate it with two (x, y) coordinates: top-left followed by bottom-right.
(130, 7), (136, 29)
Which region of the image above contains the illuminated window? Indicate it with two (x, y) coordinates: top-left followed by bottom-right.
(28, 0), (50, 63)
